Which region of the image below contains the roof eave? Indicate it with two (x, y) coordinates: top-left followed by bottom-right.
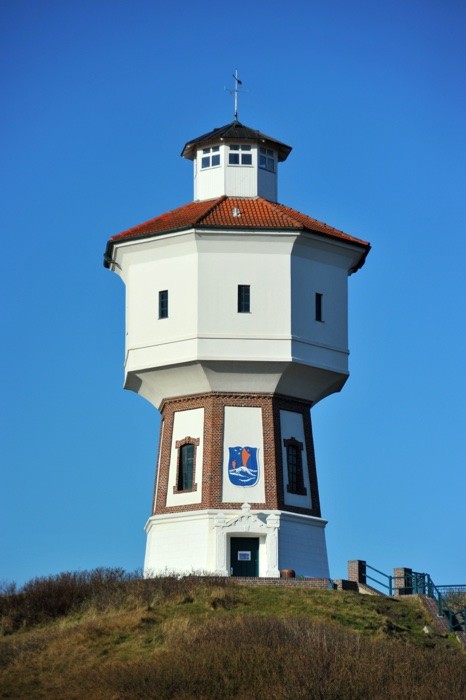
(104, 223), (370, 271)
(349, 243), (371, 274)
(103, 225), (195, 267)
(182, 140), (292, 162)
(181, 121), (292, 161)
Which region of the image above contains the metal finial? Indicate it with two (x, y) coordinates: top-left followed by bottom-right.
(226, 70), (243, 120)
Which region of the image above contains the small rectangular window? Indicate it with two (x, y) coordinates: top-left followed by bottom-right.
(201, 146), (220, 169)
(174, 437), (199, 494)
(238, 285), (250, 313)
(259, 147), (275, 172)
(229, 144), (253, 166)
(178, 443), (194, 491)
(315, 293), (323, 322)
(159, 290), (168, 319)
(284, 438), (307, 495)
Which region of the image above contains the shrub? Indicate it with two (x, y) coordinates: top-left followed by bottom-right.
(0, 570), (236, 633)
(92, 616), (466, 699)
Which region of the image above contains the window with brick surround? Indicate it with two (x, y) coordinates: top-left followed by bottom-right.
(174, 437), (200, 493)
(284, 437), (307, 495)
(237, 284), (250, 313)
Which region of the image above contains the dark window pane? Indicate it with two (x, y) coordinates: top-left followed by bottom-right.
(315, 293), (323, 322)
(285, 439), (306, 495)
(259, 148), (276, 171)
(212, 154), (220, 166)
(178, 444), (194, 490)
(201, 156), (210, 169)
(287, 445), (298, 492)
(238, 285), (250, 313)
(242, 154), (252, 165)
(229, 153), (240, 165)
(159, 290), (168, 319)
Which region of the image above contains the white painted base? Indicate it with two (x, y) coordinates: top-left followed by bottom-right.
(144, 505), (329, 579)
(278, 511), (330, 578)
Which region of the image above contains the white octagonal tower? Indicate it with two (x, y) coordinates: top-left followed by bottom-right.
(104, 119), (370, 578)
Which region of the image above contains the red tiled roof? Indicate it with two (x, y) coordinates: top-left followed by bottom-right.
(110, 198), (222, 241)
(110, 196), (369, 247)
(105, 196), (370, 272)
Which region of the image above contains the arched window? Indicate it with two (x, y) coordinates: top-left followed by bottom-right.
(174, 437), (200, 493)
(284, 437), (307, 495)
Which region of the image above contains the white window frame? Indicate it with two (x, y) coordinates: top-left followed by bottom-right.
(228, 144), (252, 166)
(259, 147), (275, 172)
(201, 146), (220, 169)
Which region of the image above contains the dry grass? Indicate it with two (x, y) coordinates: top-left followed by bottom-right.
(1, 570), (465, 699)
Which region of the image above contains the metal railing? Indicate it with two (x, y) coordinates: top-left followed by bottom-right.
(436, 584), (466, 597)
(434, 584), (466, 633)
(358, 563), (465, 634)
(363, 563), (394, 596)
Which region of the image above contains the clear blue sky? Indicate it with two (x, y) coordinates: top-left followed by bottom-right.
(1, 0), (465, 587)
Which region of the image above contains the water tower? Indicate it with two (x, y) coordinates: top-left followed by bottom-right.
(104, 113), (369, 578)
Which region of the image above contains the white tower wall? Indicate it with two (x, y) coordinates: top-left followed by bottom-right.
(112, 228), (361, 409)
(193, 144), (278, 201)
(144, 508), (329, 578)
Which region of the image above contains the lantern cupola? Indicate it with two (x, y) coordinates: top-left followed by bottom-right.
(181, 120), (292, 202)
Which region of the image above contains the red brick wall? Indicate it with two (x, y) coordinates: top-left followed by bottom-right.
(153, 392), (322, 518)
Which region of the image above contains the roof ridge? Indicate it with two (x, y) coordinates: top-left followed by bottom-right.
(110, 198), (224, 240)
(275, 202), (369, 245)
(194, 195), (227, 225)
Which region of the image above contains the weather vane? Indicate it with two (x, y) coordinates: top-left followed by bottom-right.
(226, 70), (244, 121)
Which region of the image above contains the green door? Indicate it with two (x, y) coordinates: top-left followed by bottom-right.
(230, 537), (259, 577)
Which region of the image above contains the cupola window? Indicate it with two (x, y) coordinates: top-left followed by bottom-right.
(259, 147), (275, 172)
(201, 146), (220, 169)
(229, 144), (252, 165)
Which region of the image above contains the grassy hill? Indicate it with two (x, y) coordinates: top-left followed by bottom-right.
(1, 569), (465, 699)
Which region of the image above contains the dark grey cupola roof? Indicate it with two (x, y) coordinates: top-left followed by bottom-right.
(181, 120), (292, 161)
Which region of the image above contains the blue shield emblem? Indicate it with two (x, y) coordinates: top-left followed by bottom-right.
(228, 446), (259, 487)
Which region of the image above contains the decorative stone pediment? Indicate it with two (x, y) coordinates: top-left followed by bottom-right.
(217, 503), (275, 534)
(214, 504), (280, 577)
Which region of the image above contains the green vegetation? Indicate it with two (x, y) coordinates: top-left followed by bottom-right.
(1, 569), (465, 699)
(443, 589), (466, 612)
